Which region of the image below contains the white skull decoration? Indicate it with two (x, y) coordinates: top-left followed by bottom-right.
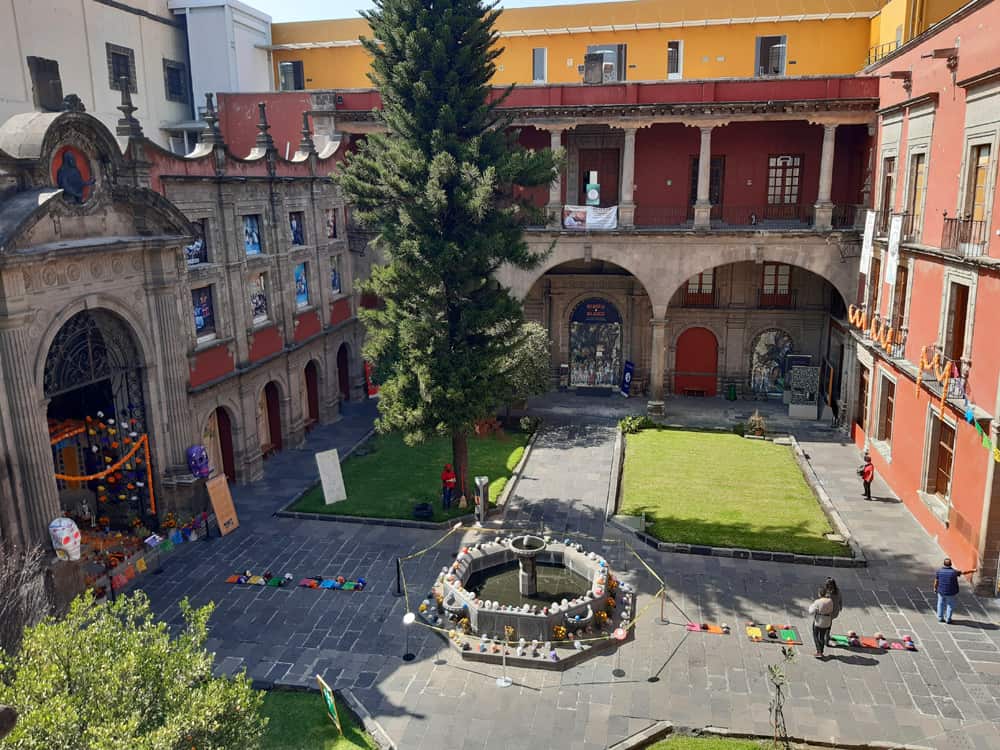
(49, 517), (81, 561)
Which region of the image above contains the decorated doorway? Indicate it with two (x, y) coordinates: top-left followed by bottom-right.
(674, 327), (718, 396)
(304, 361), (320, 428)
(569, 298), (622, 388)
(337, 343), (350, 401)
(258, 382), (282, 457)
(203, 407), (236, 481)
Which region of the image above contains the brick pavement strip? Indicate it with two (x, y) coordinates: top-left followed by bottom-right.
(138, 396), (1000, 749)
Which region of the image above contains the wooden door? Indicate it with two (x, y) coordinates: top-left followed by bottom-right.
(673, 327), (718, 396)
(265, 382), (282, 451)
(578, 148), (620, 207)
(933, 421), (955, 497)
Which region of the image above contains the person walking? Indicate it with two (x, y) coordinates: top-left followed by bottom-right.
(934, 558), (976, 624)
(858, 453), (875, 500)
(808, 588), (835, 659)
(440, 463), (457, 510)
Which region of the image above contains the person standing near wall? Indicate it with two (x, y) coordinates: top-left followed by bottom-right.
(934, 558), (976, 624)
(859, 453), (875, 500)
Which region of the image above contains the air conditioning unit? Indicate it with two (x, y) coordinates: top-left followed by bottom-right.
(583, 53), (604, 84)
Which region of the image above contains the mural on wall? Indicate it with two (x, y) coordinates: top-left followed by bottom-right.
(249, 273), (268, 323)
(192, 287), (216, 338)
(569, 298), (622, 388)
(185, 219), (208, 266)
(749, 328), (795, 393)
(51, 145), (95, 203)
(243, 215), (262, 255)
(294, 263), (309, 307)
(289, 212), (305, 245)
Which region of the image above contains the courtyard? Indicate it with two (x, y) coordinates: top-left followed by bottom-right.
(619, 428), (847, 556)
(133, 394), (1000, 750)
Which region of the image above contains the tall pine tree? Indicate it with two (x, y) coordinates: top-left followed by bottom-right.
(337, 0), (558, 498)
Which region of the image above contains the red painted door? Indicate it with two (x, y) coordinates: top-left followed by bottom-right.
(674, 327), (718, 396)
(264, 382), (282, 451)
(578, 148), (620, 207)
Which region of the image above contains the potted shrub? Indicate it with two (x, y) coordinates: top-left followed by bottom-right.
(747, 409), (767, 437)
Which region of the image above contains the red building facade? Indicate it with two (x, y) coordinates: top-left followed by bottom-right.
(844, 0), (1000, 592)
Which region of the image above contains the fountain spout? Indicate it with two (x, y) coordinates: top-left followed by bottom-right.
(509, 535), (547, 597)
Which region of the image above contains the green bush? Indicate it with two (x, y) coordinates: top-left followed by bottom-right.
(0, 591), (264, 750)
(519, 415), (542, 434)
(618, 415), (655, 434)
(732, 422), (746, 437)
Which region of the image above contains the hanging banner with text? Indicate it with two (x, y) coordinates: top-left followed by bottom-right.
(562, 205), (618, 230)
(885, 214), (902, 287)
(860, 209), (875, 270)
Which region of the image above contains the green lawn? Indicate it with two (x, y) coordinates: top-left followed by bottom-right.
(290, 431), (529, 522)
(261, 691), (375, 750)
(619, 429), (848, 556)
(650, 736), (775, 750)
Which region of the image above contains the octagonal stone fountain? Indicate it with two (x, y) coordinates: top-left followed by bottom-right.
(422, 535), (635, 668)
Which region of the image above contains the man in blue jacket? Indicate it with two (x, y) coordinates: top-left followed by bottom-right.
(934, 558), (976, 624)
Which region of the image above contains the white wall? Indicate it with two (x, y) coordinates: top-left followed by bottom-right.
(0, 0), (190, 147)
(170, 0), (272, 114)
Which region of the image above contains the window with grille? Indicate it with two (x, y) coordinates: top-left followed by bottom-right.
(907, 153), (926, 233)
(755, 36), (786, 76)
(767, 155), (802, 205)
(925, 417), (956, 499)
(106, 43), (137, 93)
(687, 270), (713, 294)
(877, 376), (895, 443)
(667, 41), (682, 79)
(278, 61), (305, 91)
(163, 59), (187, 103)
(762, 263), (790, 294)
(532, 48), (546, 82)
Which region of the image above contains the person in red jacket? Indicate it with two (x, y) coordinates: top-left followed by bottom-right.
(859, 453), (875, 500)
(441, 463), (457, 510)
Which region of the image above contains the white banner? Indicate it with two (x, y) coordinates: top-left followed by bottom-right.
(860, 209), (875, 270)
(885, 214), (902, 287)
(563, 205), (618, 230)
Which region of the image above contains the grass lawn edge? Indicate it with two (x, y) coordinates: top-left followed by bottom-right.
(617, 427), (852, 558)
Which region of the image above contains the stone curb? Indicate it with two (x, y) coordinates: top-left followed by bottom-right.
(605, 428), (625, 519)
(607, 517), (865, 568)
(696, 725), (933, 750)
(496, 428), (541, 509)
(606, 720), (673, 749)
(788, 434), (868, 565)
(341, 688), (397, 750)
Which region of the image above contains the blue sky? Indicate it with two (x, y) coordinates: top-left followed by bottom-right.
(248, 0), (634, 23)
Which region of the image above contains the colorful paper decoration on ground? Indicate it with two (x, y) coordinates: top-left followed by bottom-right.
(297, 575), (367, 591)
(685, 622), (730, 635)
(830, 633), (917, 652)
(746, 622), (802, 645)
(226, 571), (292, 587)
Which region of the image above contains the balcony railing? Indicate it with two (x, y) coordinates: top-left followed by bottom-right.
(866, 40), (901, 66)
(682, 287), (719, 308)
(633, 205), (692, 228)
(873, 209), (891, 237)
(718, 204), (813, 229)
(756, 288), (797, 309)
(941, 216), (988, 258)
(832, 204), (865, 229)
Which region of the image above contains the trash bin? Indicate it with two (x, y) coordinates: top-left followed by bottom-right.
(726, 383), (737, 401)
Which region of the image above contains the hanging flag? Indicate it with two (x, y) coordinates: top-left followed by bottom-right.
(994, 446), (1000, 463)
(965, 406), (975, 423)
(975, 422), (985, 437)
(984, 434), (993, 451)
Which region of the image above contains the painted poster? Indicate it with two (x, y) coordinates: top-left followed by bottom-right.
(620, 360), (635, 397)
(562, 205), (618, 230)
(325, 208), (338, 239)
(192, 287), (215, 337)
(243, 215), (262, 255)
(289, 211), (305, 245)
(749, 329), (794, 394)
(249, 273), (268, 323)
(885, 214), (902, 287)
(185, 219), (208, 266)
(569, 298), (622, 388)
(860, 209), (875, 269)
(294, 263), (309, 307)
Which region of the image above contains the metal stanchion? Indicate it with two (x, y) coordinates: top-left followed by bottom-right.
(497, 641), (512, 688)
(659, 590), (669, 624)
(402, 612), (416, 662)
(393, 557), (404, 596)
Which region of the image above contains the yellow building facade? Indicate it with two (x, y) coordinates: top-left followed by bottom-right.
(268, 0), (972, 90)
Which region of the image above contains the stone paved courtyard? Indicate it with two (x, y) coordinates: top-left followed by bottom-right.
(140, 394), (1000, 750)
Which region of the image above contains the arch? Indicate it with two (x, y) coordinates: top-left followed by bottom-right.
(260, 381), (283, 456)
(304, 359), (320, 425)
(337, 343), (351, 401)
(203, 406), (237, 482)
(674, 327), (719, 397)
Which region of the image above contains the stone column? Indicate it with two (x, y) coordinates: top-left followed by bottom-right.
(693, 126), (714, 229)
(619, 126), (637, 227)
(546, 128), (564, 228)
(647, 317), (667, 414)
(0, 319), (60, 545)
(814, 123), (838, 230)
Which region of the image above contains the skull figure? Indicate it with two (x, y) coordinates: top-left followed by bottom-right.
(49, 517), (81, 561)
(186, 444), (211, 478)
